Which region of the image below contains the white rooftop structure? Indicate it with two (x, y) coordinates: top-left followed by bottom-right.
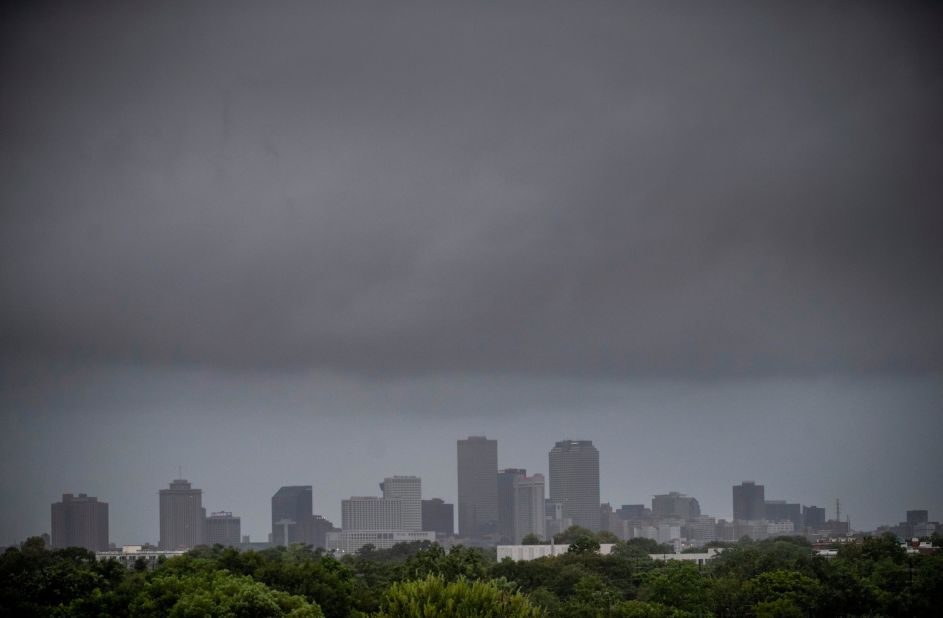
(496, 544), (724, 564)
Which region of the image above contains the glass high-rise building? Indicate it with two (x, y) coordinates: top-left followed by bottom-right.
(549, 440), (600, 532)
(271, 485), (313, 546)
(457, 436), (498, 537)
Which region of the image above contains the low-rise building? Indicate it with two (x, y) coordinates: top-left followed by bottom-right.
(496, 544), (724, 564)
(96, 545), (185, 569)
(325, 529), (435, 554)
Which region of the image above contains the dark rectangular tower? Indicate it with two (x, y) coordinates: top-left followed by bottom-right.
(732, 481), (765, 521)
(457, 436), (498, 537)
(51, 493), (109, 551)
(271, 485), (313, 546)
(421, 498), (454, 536)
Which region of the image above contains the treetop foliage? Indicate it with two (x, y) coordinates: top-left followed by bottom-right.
(2, 533), (941, 617)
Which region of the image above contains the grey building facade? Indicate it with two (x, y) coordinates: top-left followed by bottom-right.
(549, 440), (601, 532)
(457, 436), (498, 537)
(652, 492), (701, 520)
(205, 511), (241, 546)
(513, 473), (546, 543)
(380, 476), (422, 531)
(732, 481), (765, 522)
(498, 468), (527, 542)
(422, 498), (454, 536)
(802, 505), (826, 530)
(765, 500), (802, 530)
(159, 479), (204, 550)
(51, 493), (109, 551)
(271, 486), (313, 546)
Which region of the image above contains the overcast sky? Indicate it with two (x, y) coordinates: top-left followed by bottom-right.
(1, 1), (941, 545)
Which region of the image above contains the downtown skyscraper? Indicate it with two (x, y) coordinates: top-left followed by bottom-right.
(549, 440), (600, 532)
(271, 486), (313, 546)
(159, 479), (204, 550)
(380, 476), (422, 531)
(733, 481), (765, 521)
(51, 493), (109, 551)
(457, 436), (498, 537)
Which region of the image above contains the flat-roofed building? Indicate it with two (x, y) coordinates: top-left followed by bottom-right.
(342, 496), (404, 530)
(422, 499), (454, 536)
(733, 481), (765, 522)
(380, 476), (421, 531)
(513, 473), (546, 543)
(205, 511), (241, 546)
(652, 492), (701, 520)
(765, 500), (801, 530)
(326, 529), (435, 553)
(271, 486), (313, 546)
(51, 493), (108, 551)
(159, 479), (203, 550)
(498, 468), (527, 542)
(457, 436), (498, 537)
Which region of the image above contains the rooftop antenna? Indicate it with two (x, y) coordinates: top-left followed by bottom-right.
(835, 498), (840, 522)
(179, 465), (183, 480)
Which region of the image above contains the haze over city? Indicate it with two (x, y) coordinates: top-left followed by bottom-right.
(1, 1), (941, 548)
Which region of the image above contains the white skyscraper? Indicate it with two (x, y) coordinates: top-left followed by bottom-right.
(342, 496), (404, 530)
(513, 473), (546, 543)
(380, 476), (422, 531)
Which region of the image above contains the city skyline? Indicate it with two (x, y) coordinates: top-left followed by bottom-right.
(24, 431), (939, 548)
(2, 2), (941, 549)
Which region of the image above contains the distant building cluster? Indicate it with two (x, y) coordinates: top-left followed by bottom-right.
(42, 436), (939, 559)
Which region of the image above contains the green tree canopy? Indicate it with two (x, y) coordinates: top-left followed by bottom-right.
(130, 569), (323, 617)
(374, 575), (543, 617)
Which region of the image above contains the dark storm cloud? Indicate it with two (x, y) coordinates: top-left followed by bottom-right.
(2, 1), (941, 377)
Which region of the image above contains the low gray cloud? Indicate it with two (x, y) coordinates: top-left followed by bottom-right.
(2, 1), (941, 377)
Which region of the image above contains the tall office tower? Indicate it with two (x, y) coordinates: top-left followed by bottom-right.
(457, 436), (498, 537)
(512, 473), (546, 543)
(732, 481), (765, 521)
(802, 505), (826, 530)
(51, 493), (109, 551)
(204, 511), (241, 546)
(765, 500), (802, 530)
(342, 496), (404, 530)
(380, 476), (422, 531)
(497, 468), (527, 541)
(271, 486), (313, 546)
(651, 492), (701, 520)
(422, 499), (454, 536)
(549, 440), (601, 532)
(907, 510), (929, 526)
(159, 479), (204, 550)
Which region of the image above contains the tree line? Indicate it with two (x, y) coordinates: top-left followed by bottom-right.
(2, 529), (941, 616)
